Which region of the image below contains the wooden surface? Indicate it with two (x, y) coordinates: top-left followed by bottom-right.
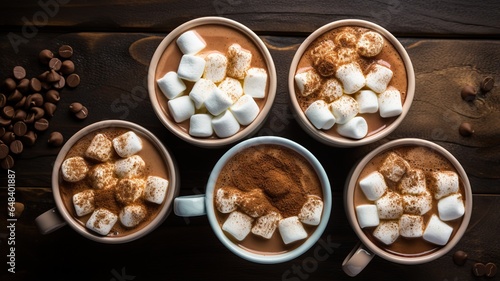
(0, 1), (499, 280)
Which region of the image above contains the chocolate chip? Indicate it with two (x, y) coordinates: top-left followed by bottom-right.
(69, 102), (83, 113)
(13, 66), (26, 80)
(480, 76), (494, 92)
(9, 140), (23, 154)
(60, 60), (75, 75)
(24, 112), (35, 124)
(39, 49), (54, 64)
(44, 102), (57, 117)
(459, 122), (474, 137)
(7, 89), (23, 103)
(27, 93), (44, 107)
(3, 78), (17, 92)
(0, 143), (9, 159)
(52, 75), (65, 89)
(34, 118), (49, 131)
(48, 131), (64, 146)
(0, 116), (12, 127)
(48, 57), (62, 71)
(46, 69), (61, 83)
(12, 109), (26, 122)
(31, 107), (45, 120)
(461, 85), (477, 102)
(58, 45), (73, 59)
(1, 131), (15, 144)
(45, 90), (60, 103)
(74, 106), (88, 120)
(16, 78), (30, 93)
(452, 250), (468, 266)
(15, 96), (27, 109)
(0, 93), (7, 108)
(21, 131), (37, 146)
(0, 127), (5, 138)
(1, 105), (15, 119)
(13, 121), (27, 136)
(1, 155), (14, 169)
(473, 263), (487, 277)
(29, 77), (42, 92)
(485, 262), (497, 277)
(66, 73), (80, 88)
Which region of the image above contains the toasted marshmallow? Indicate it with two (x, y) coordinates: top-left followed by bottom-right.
(335, 62), (365, 94)
(85, 133), (113, 162)
(355, 90), (379, 114)
(89, 163), (118, 190)
(61, 156), (88, 182)
(378, 86), (403, 118)
(230, 94), (259, 126)
(399, 214), (424, 238)
(144, 176), (169, 204)
(86, 208), (118, 236)
(243, 67), (267, 99)
(379, 152), (410, 182)
(403, 191), (433, 215)
(189, 78), (217, 109)
(218, 77), (243, 103)
(222, 211), (254, 241)
(252, 211), (282, 239)
(373, 221), (399, 245)
(295, 69), (321, 96)
(72, 189), (95, 217)
(366, 64), (393, 94)
(115, 178), (145, 205)
(423, 214), (453, 245)
(429, 171), (459, 199)
(168, 95), (196, 123)
(356, 204), (380, 228)
(398, 169), (427, 195)
(310, 39), (337, 76)
(438, 193), (465, 221)
(304, 100), (336, 130)
(176, 30), (206, 55)
(177, 54), (206, 82)
(203, 52), (227, 83)
(157, 71), (186, 99)
(114, 155), (145, 179)
(112, 131), (143, 158)
(336, 116), (368, 139)
(298, 195), (323, 226)
(359, 171), (387, 201)
(189, 114), (213, 137)
(211, 110), (240, 138)
(376, 191), (403, 219)
(215, 186), (242, 214)
(226, 43), (252, 79)
(119, 204), (147, 228)
(335, 29), (357, 47)
(330, 95), (359, 124)
(204, 87), (233, 116)
(320, 78), (343, 102)
(357, 31), (384, 57)
(278, 216), (308, 245)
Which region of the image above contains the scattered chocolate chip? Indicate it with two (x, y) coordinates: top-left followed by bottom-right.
(13, 121), (27, 136)
(66, 73), (80, 88)
(58, 45), (73, 59)
(461, 85), (477, 102)
(12, 109), (27, 122)
(0, 93), (7, 107)
(39, 49), (54, 64)
(21, 131), (37, 146)
(31, 107), (45, 120)
(15, 96), (27, 109)
(48, 57), (62, 71)
(485, 262), (497, 277)
(28, 93), (44, 107)
(74, 106), (88, 120)
(0, 127), (5, 138)
(48, 131), (64, 146)
(473, 263), (487, 277)
(16, 78), (30, 93)
(46, 69), (61, 83)
(9, 140), (23, 154)
(1, 105), (15, 119)
(13, 66), (26, 80)
(29, 77), (42, 92)
(0, 143), (9, 159)
(0, 116), (12, 127)
(69, 102), (83, 113)
(3, 78), (17, 92)
(1, 155), (14, 169)
(44, 102), (57, 117)
(34, 118), (49, 131)
(459, 122), (474, 137)
(60, 60), (75, 75)
(24, 112), (35, 124)
(52, 75), (65, 89)
(480, 77), (495, 92)
(1, 131), (15, 145)
(45, 90), (60, 103)
(7, 89), (23, 103)
(38, 70), (49, 81)
(452, 250), (468, 266)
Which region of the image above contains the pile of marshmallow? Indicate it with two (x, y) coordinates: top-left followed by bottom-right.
(61, 131), (169, 236)
(356, 152), (465, 246)
(295, 30), (403, 139)
(157, 30), (268, 138)
(215, 187), (324, 245)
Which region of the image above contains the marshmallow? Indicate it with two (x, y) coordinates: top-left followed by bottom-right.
(330, 95), (359, 124)
(423, 214), (453, 246)
(86, 208), (118, 236)
(252, 211), (282, 239)
(398, 169), (427, 195)
(72, 189), (95, 217)
(112, 131), (143, 158)
(335, 62), (366, 94)
(218, 77), (243, 103)
(335, 29), (357, 47)
(376, 191), (403, 219)
(215, 187), (242, 214)
(243, 67), (267, 99)
(203, 52), (227, 83)
(211, 110), (240, 138)
(304, 100), (336, 130)
(378, 86), (403, 118)
(176, 30), (206, 55)
(399, 214), (424, 238)
(189, 78), (217, 109)
(226, 43), (252, 79)
(438, 193), (465, 221)
(278, 216), (308, 245)
(359, 171), (387, 201)
(336, 116), (368, 139)
(119, 204), (147, 228)
(429, 171), (459, 199)
(298, 195), (323, 226)
(294, 69), (321, 96)
(379, 152), (410, 182)
(204, 87), (233, 116)
(85, 133), (113, 162)
(177, 54), (206, 82)
(355, 204), (380, 228)
(114, 155), (145, 179)
(310, 39), (337, 77)
(222, 211), (254, 241)
(61, 156), (88, 182)
(115, 178), (145, 205)
(157, 71), (186, 99)
(230, 94), (259, 126)
(373, 221), (399, 245)
(356, 90), (379, 114)
(402, 191), (433, 215)
(89, 163), (118, 190)
(189, 114), (213, 137)
(238, 189), (269, 218)
(357, 31), (384, 57)
(366, 64), (393, 94)
(168, 95), (195, 123)
(336, 47), (357, 66)
(144, 176), (169, 204)
(319, 78), (343, 102)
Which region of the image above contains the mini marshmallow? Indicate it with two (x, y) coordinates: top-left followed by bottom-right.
(230, 94), (259, 126)
(278, 216), (308, 245)
(218, 77), (243, 103)
(330, 95), (359, 124)
(85, 133), (113, 162)
(356, 90), (379, 114)
(177, 54), (206, 82)
(61, 156), (88, 182)
(226, 43), (252, 79)
(120, 204), (147, 228)
(112, 131), (143, 158)
(157, 71), (186, 99)
(373, 221), (399, 245)
(114, 155), (145, 179)
(355, 204), (380, 228)
(398, 169), (427, 195)
(86, 208), (118, 236)
(423, 214), (453, 245)
(298, 195), (323, 226)
(429, 171), (459, 199)
(204, 52), (227, 83)
(243, 67), (267, 99)
(438, 193), (465, 221)
(252, 211), (282, 239)
(73, 189), (95, 217)
(399, 214), (424, 238)
(379, 152), (410, 182)
(189, 114), (213, 137)
(319, 78), (343, 102)
(189, 78), (217, 109)
(168, 95), (195, 123)
(336, 116), (368, 139)
(335, 62), (366, 94)
(212, 110), (240, 138)
(357, 31), (384, 57)
(215, 186), (242, 214)
(402, 191), (433, 215)
(366, 64), (393, 94)
(89, 163), (118, 190)
(304, 100), (336, 130)
(204, 87), (233, 116)
(176, 30), (206, 55)
(115, 178), (145, 205)
(144, 176), (169, 204)
(359, 171), (387, 201)
(376, 191), (403, 219)
(378, 86), (403, 118)
(222, 211), (254, 241)
(294, 69), (321, 96)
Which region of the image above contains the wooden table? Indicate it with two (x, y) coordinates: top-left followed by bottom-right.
(1, 1), (499, 280)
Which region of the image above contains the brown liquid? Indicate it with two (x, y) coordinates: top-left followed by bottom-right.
(154, 24), (270, 136)
(353, 146), (465, 256)
(295, 26), (408, 137)
(59, 128), (169, 237)
(214, 144), (323, 254)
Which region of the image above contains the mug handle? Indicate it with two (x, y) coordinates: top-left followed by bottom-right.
(174, 194), (207, 217)
(35, 208), (67, 235)
(342, 242), (375, 277)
